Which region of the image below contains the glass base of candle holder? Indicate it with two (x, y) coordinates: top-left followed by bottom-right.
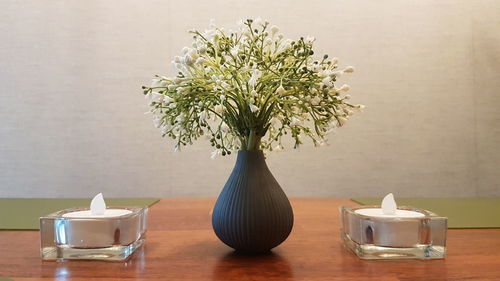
(340, 205), (447, 260)
(41, 238), (145, 261)
(40, 207), (148, 261)
(341, 232), (446, 259)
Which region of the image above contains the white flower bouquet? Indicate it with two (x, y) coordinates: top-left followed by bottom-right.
(143, 19), (363, 157)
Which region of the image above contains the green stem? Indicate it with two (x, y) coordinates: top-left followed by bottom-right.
(246, 130), (262, 150)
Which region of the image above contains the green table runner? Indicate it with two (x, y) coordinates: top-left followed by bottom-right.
(351, 197), (500, 228)
(0, 198), (160, 230)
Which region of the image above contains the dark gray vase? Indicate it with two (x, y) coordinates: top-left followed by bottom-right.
(212, 150), (294, 253)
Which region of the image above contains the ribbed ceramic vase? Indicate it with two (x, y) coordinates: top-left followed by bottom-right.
(212, 150), (294, 253)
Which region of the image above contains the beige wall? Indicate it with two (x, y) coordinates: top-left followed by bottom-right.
(1, 0), (499, 198)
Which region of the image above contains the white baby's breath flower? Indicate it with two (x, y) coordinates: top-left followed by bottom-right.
(270, 25), (279, 35)
(317, 139), (327, 147)
(151, 79), (166, 87)
(174, 63), (183, 71)
(270, 117), (282, 127)
(337, 84), (351, 93)
(230, 46), (240, 57)
(236, 19), (245, 29)
(310, 96), (321, 106)
(144, 19), (361, 156)
(195, 57), (206, 65)
(198, 45), (207, 55)
(214, 104), (225, 114)
(175, 114), (184, 123)
(209, 19), (216, 29)
(290, 117), (302, 127)
(249, 104), (259, 113)
(161, 124), (171, 134)
(149, 92), (163, 103)
(337, 117), (348, 126)
(152, 116), (162, 128)
(305, 36), (315, 44)
(356, 104), (366, 111)
(173, 144), (181, 152)
(248, 69), (261, 87)
(164, 96), (175, 104)
(276, 85), (286, 95)
(199, 111), (207, 122)
(173, 77), (187, 84)
(277, 39), (292, 53)
(211, 149), (221, 159)
(184, 54), (194, 66)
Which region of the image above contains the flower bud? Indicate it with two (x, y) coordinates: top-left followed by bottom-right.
(338, 84), (350, 93)
(276, 85), (286, 95)
(343, 66), (355, 73)
(271, 25), (279, 35)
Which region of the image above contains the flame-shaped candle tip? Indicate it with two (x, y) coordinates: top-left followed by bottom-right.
(381, 193), (397, 215)
(90, 193), (107, 215)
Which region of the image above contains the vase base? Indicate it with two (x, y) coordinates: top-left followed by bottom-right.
(233, 249), (273, 255)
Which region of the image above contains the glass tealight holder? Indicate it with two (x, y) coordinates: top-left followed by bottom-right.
(340, 205), (447, 259)
(40, 206), (148, 261)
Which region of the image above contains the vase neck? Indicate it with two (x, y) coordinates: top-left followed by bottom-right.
(237, 150), (265, 160)
(234, 150), (266, 170)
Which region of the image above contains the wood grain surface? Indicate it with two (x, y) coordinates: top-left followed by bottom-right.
(1, 198), (499, 280)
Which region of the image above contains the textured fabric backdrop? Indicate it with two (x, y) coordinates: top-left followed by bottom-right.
(1, 0), (499, 197)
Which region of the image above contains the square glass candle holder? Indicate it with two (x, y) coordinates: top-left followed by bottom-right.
(340, 205), (447, 259)
(40, 207), (148, 261)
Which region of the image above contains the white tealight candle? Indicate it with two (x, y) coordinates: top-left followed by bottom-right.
(354, 208), (424, 218)
(62, 209), (132, 218)
(62, 193), (132, 218)
(354, 193), (425, 218)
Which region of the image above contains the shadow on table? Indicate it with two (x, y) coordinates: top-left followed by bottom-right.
(211, 250), (294, 281)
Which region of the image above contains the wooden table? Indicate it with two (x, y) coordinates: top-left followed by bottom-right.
(1, 198), (500, 280)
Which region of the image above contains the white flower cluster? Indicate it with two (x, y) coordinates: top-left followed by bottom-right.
(143, 19), (364, 157)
